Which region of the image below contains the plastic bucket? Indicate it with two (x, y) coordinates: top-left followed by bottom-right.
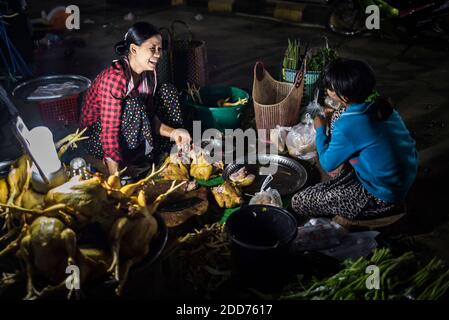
(226, 205), (298, 284)
(11, 75), (91, 127)
(184, 85), (249, 131)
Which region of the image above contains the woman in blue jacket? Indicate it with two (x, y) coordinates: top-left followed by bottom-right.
(292, 58), (418, 220)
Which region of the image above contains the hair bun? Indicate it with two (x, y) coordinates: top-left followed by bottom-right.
(114, 40), (128, 56)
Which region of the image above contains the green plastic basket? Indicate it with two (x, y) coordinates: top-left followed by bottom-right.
(184, 85), (249, 132)
(281, 68), (298, 83)
(304, 71), (321, 103)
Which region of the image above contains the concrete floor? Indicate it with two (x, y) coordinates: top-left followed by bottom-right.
(2, 0), (449, 285)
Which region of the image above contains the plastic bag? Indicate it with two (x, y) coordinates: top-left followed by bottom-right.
(292, 218), (380, 261)
(302, 89), (324, 120)
(249, 175), (282, 207)
(270, 125), (291, 153)
(319, 231), (379, 261)
(324, 95), (341, 111)
(294, 218), (348, 250)
(286, 113), (317, 160)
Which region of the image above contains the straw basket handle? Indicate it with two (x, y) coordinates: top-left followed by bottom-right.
(254, 61), (265, 81)
(158, 27), (173, 50)
(293, 59), (305, 88)
(170, 20), (194, 42)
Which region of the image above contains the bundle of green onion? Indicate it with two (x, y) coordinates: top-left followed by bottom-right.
(283, 39), (301, 70)
(281, 248), (449, 300)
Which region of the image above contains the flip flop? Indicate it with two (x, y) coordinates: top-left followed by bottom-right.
(332, 212), (406, 230)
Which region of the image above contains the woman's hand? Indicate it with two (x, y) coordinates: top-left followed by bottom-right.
(324, 107), (335, 120)
(314, 115), (328, 129)
(156, 116), (192, 150)
(170, 128), (191, 149)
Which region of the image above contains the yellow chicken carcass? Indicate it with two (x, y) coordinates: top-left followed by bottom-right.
(213, 160), (225, 172)
(1, 155), (31, 230)
(44, 175), (115, 229)
(108, 181), (185, 295)
(17, 216), (79, 300)
(159, 155), (189, 181)
(17, 156), (45, 210)
(211, 181), (242, 208)
(107, 172), (122, 190)
(0, 178), (8, 204)
(190, 151), (213, 181)
(45, 176), (108, 214)
(118, 163), (173, 198)
(7, 155), (30, 205)
(229, 167), (256, 187)
(21, 189), (46, 210)
(217, 97), (248, 107)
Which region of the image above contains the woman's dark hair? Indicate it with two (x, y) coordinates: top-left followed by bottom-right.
(114, 22), (160, 56)
(322, 58), (376, 104)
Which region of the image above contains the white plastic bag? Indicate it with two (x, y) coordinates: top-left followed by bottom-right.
(286, 113), (317, 160)
(270, 125), (291, 153)
(249, 175), (282, 207)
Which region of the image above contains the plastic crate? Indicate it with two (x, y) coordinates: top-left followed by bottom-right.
(37, 94), (80, 126)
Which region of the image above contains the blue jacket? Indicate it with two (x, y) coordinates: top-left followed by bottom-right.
(316, 102), (418, 203)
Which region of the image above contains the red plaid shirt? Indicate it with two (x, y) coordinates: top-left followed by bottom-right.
(80, 57), (156, 163)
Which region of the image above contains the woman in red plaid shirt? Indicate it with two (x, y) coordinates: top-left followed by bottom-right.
(80, 22), (191, 175)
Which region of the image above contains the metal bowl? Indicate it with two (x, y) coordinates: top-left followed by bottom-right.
(0, 160), (13, 178)
(12, 75), (91, 101)
(223, 154), (308, 196)
(131, 211), (168, 274)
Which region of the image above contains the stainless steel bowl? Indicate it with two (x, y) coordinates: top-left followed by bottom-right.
(223, 154), (308, 196)
(0, 160), (13, 177)
(12, 75), (91, 101)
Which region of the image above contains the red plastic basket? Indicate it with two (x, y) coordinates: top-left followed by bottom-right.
(37, 94), (80, 126)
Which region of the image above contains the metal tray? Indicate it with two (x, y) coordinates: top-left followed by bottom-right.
(222, 154), (308, 197)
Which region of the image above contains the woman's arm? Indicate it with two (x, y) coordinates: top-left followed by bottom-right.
(99, 74), (126, 175)
(153, 115), (191, 146)
(104, 158), (119, 175)
(153, 115), (174, 138)
(315, 117), (356, 172)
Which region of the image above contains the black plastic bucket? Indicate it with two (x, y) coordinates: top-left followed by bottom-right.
(226, 205), (298, 286)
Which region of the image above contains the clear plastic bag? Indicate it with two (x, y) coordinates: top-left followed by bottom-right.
(270, 125), (291, 153)
(249, 175), (283, 207)
(319, 231), (380, 261)
(324, 95), (341, 111)
(292, 218), (380, 261)
(302, 89), (324, 120)
(294, 218), (348, 250)
(286, 113), (317, 160)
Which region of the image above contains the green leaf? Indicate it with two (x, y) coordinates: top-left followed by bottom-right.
(196, 176), (224, 187)
(220, 206), (241, 224)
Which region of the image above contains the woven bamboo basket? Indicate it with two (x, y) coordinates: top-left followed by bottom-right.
(252, 61), (304, 142)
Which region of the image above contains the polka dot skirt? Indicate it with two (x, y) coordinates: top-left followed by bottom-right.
(120, 96), (154, 150)
(153, 83), (185, 155)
